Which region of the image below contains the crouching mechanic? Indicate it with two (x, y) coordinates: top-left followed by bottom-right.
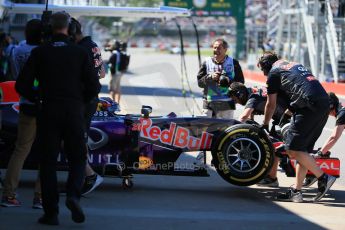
(228, 82), (291, 187)
(258, 51), (336, 202)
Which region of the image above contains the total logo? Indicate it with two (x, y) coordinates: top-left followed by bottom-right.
(290, 159), (340, 176)
(138, 156), (153, 169)
(133, 118), (213, 151)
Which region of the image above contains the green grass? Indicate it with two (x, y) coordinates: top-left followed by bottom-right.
(186, 49), (234, 57)
(143, 48), (234, 57)
(187, 49), (213, 56)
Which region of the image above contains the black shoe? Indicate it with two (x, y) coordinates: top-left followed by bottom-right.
(316, 150), (331, 158)
(81, 174), (103, 196)
(276, 188), (303, 203)
(314, 174), (336, 202)
(38, 214), (59, 225)
(302, 175), (318, 188)
(65, 198), (85, 223)
(256, 176), (279, 188)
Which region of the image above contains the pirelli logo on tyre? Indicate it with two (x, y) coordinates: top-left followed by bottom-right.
(217, 151), (230, 174)
(260, 137), (271, 168)
(218, 129), (249, 151)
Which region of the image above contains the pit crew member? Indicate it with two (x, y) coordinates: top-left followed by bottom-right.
(258, 51), (336, 202)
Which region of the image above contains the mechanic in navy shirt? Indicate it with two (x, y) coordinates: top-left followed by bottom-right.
(258, 51), (335, 202)
(318, 92), (345, 156)
(70, 18), (105, 196)
(228, 82), (290, 188)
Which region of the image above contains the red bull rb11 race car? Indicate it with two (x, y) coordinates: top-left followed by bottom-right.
(0, 81), (340, 188)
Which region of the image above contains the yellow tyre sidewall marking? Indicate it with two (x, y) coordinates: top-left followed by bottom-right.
(216, 128), (271, 182)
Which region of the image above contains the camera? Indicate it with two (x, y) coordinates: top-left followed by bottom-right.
(219, 71), (230, 87)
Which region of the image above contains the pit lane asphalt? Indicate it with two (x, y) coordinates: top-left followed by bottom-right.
(0, 49), (344, 229)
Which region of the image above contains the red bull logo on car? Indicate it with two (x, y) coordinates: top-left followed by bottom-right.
(133, 118), (213, 151)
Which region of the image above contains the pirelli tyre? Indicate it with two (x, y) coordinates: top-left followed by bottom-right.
(211, 124), (275, 186)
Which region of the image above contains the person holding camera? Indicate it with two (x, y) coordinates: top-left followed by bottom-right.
(69, 17), (105, 196)
(197, 38), (244, 119)
(15, 11), (100, 225)
(258, 51), (336, 202)
(195, 38), (244, 166)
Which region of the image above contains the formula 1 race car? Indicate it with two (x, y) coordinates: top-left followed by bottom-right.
(0, 82), (340, 189)
(0, 81), (275, 188)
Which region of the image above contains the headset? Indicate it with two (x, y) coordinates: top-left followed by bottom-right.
(68, 18), (77, 37)
(228, 83), (249, 105)
(44, 11), (78, 39)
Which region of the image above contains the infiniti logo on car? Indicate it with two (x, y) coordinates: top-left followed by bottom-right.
(87, 127), (109, 150)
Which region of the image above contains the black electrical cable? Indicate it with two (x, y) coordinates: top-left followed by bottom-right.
(190, 16), (201, 68)
(175, 19), (193, 115)
(174, 19), (202, 115)
(45, 0), (49, 11)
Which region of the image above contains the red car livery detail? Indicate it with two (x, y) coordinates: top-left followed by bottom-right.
(0, 81), (19, 103)
(133, 118), (214, 151)
(290, 158), (340, 177)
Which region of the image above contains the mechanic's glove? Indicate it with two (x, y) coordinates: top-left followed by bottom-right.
(244, 119), (259, 125)
(316, 150), (331, 158)
(259, 124), (269, 133)
(269, 126), (279, 138)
